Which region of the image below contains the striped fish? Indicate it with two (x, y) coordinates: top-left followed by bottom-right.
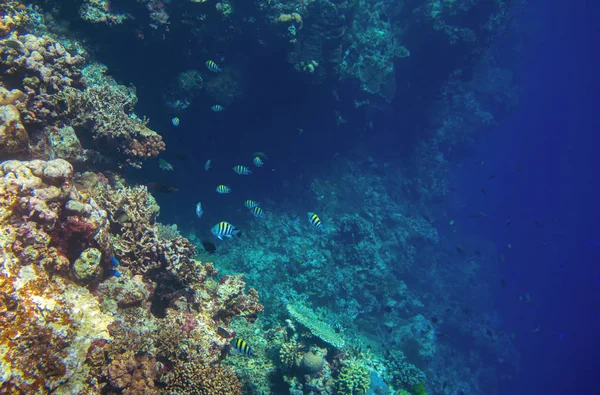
(244, 200), (259, 209)
(205, 60), (222, 72)
(211, 221), (241, 240)
(253, 156), (264, 167)
(216, 185), (231, 194)
(211, 104), (225, 112)
(233, 165), (252, 175)
(250, 206), (264, 218)
(231, 338), (254, 356)
(307, 212), (324, 231)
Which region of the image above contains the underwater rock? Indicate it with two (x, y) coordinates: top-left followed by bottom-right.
(47, 125), (83, 162)
(72, 247), (102, 282)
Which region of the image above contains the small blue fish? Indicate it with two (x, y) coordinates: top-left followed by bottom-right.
(206, 60), (222, 73)
(158, 158), (174, 171)
(233, 165), (252, 175)
(196, 202), (203, 218)
(250, 206), (264, 218)
(211, 221), (241, 240)
(211, 104), (225, 112)
(244, 199), (259, 209)
(172, 117), (180, 126)
(110, 255), (120, 267)
(253, 156), (264, 167)
(308, 212), (324, 231)
(204, 159), (212, 171)
(109, 269), (121, 277)
(216, 185), (231, 194)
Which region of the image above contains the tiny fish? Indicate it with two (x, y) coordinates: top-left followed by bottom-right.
(110, 255), (120, 267)
(211, 104), (225, 112)
(233, 165), (252, 175)
(456, 244), (465, 254)
(171, 117), (180, 126)
(216, 185), (231, 194)
(205, 159), (212, 171)
(500, 253), (505, 263)
(196, 202), (203, 218)
(253, 156), (264, 167)
(109, 269), (121, 277)
(505, 219), (512, 227)
(211, 221), (241, 240)
(206, 60), (222, 72)
(147, 183), (178, 193)
(534, 219), (544, 228)
(476, 160), (484, 165)
(480, 188), (487, 195)
(500, 278), (506, 288)
(307, 212), (324, 231)
(231, 338), (254, 356)
(158, 158), (174, 171)
(488, 174), (497, 179)
(201, 241), (216, 254)
(244, 200), (259, 209)
(250, 206), (265, 218)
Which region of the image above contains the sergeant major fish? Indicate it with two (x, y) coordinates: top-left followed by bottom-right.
(231, 338), (254, 356)
(171, 117), (180, 126)
(250, 206), (264, 218)
(216, 185), (231, 194)
(211, 221), (241, 240)
(233, 165), (252, 175)
(244, 199), (259, 209)
(211, 104), (225, 112)
(308, 212), (324, 231)
(206, 60), (222, 73)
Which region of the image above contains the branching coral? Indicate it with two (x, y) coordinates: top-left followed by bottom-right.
(336, 356), (371, 395)
(64, 78), (166, 168)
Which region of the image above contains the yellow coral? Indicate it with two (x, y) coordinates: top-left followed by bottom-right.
(336, 357), (371, 395)
(277, 12), (302, 24)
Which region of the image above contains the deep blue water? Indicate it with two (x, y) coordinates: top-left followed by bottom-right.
(453, 1), (600, 393)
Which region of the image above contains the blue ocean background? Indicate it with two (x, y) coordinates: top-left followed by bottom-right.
(452, 1), (600, 393)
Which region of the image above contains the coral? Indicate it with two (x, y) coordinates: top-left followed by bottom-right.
(72, 247), (102, 282)
(286, 302), (345, 348)
(64, 77), (166, 168)
(103, 351), (161, 394)
(336, 356), (371, 395)
(279, 337), (301, 368)
(165, 361), (242, 395)
(80, 0), (131, 25)
(301, 350), (325, 375)
(386, 350), (427, 390)
(199, 273), (264, 325)
(277, 13), (303, 25)
(0, 160), (114, 392)
(0, 103), (28, 155)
